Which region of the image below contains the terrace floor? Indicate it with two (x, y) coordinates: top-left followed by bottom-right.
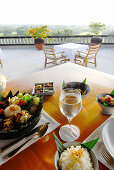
(0, 45), (114, 81)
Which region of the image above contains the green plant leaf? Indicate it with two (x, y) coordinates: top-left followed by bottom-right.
(82, 137), (99, 151)
(0, 93), (5, 101)
(14, 90), (19, 96)
(53, 132), (66, 155)
(82, 78), (86, 84)
(62, 80), (65, 89)
(53, 132), (99, 156)
(111, 89), (114, 95)
(6, 90), (13, 99)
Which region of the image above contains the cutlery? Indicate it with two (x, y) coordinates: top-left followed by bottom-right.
(0, 122), (49, 154)
(4, 122), (49, 158)
(100, 147), (114, 165)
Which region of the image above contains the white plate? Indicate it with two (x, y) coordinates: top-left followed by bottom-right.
(102, 118), (114, 158)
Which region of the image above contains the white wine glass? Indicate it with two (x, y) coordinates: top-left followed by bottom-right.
(59, 88), (82, 142)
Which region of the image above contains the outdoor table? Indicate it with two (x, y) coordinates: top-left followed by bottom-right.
(54, 43), (88, 62)
(1, 62), (114, 170)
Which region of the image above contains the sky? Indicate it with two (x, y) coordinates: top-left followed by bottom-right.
(0, 0), (114, 26)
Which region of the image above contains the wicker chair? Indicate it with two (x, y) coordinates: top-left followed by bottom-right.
(43, 46), (69, 67)
(74, 44), (101, 67)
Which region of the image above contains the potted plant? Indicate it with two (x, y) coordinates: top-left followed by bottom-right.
(28, 25), (50, 50)
(89, 22), (106, 44)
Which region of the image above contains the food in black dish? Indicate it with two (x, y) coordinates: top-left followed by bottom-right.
(62, 82), (90, 99)
(44, 89), (50, 92)
(35, 89), (43, 93)
(35, 84), (43, 89)
(44, 87), (54, 93)
(45, 83), (53, 87)
(33, 82), (54, 96)
(49, 89), (54, 92)
(0, 91), (43, 139)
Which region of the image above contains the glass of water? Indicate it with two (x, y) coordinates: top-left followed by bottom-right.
(59, 88), (82, 142)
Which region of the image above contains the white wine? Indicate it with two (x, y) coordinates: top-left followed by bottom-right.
(59, 89), (82, 142)
(59, 95), (82, 120)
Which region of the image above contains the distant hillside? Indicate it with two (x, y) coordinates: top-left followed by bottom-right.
(0, 24), (114, 37)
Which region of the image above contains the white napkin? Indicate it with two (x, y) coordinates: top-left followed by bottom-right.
(0, 110), (60, 165)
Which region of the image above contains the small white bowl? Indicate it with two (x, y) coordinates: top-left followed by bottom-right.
(54, 142), (99, 170)
(96, 93), (114, 115)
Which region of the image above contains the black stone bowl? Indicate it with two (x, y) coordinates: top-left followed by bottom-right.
(0, 105), (43, 140)
(62, 82), (90, 99)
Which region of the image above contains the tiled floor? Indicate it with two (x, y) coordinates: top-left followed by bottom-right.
(0, 45), (114, 81)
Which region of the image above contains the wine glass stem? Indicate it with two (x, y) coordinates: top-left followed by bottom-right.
(68, 118), (72, 133)
(68, 118), (78, 139)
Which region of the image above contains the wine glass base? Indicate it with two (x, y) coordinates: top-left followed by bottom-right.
(59, 125), (80, 142)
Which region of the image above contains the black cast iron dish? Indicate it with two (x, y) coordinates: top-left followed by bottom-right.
(0, 91), (43, 139)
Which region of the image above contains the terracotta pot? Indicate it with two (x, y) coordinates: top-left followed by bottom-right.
(34, 38), (44, 50)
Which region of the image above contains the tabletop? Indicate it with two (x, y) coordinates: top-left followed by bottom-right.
(1, 62), (114, 170)
(54, 43), (88, 62)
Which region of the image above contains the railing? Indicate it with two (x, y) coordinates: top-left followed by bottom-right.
(0, 35), (114, 46)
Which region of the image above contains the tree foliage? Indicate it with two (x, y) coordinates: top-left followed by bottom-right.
(51, 29), (73, 36)
(89, 22), (106, 35)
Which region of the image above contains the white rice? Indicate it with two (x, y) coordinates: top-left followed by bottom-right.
(59, 145), (93, 170)
(4, 104), (21, 118)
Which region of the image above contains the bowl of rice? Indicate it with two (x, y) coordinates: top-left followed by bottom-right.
(54, 142), (98, 170)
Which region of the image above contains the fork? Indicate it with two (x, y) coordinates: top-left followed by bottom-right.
(100, 147), (114, 165)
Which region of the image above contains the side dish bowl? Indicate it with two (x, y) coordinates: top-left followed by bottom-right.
(62, 82), (90, 99)
(0, 91), (43, 139)
(96, 93), (114, 115)
(0, 112), (42, 139)
(54, 142), (99, 170)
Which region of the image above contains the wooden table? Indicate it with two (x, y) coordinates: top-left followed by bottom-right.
(1, 63), (114, 170)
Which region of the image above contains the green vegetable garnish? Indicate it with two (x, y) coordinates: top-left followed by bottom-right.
(111, 89), (114, 96)
(0, 93), (5, 101)
(82, 78), (86, 84)
(22, 94), (32, 102)
(33, 97), (40, 105)
(6, 90), (13, 99)
(103, 102), (108, 107)
(81, 138), (100, 151)
(14, 90), (19, 97)
(53, 132), (66, 155)
(62, 80), (66, 89)
(16, 92), (22, 98)
(53, 132), (99, 156)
